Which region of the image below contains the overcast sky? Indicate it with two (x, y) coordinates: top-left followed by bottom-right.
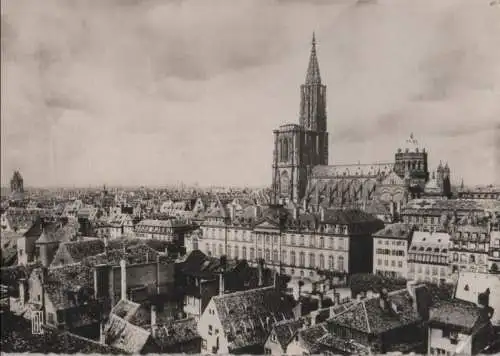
(1, 0), (499, 187)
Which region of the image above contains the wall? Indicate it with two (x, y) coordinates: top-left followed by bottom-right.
(264, 330), (286, 355)
(198, 299), (228, 354)
(428, 327), (471, 355)
(111, 261), (175, 303)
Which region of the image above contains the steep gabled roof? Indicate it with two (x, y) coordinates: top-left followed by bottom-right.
(212, 286), (296, 351)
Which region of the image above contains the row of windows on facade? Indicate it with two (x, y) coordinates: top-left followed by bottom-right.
(452, 231), (489, 240)
(375, 248), (406, 257)
(136, 226), (174, 233)
(201, 228), (347, 249)
(407, 264), (447, 276)
(408, 253), (448, 264)
(376, 239), (407, 246)
(451, 252), (488, 264)
(203, 224), (351, 235)
(403, 216), (442, 225)
(451, 241), (489, 251)
(203, 243), (345, 270)
(377, 259), (404, 268)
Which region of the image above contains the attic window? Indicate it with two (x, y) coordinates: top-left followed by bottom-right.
(464, 284), (469, 291)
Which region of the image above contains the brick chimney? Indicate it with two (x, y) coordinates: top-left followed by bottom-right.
(379, 288), (389, 311)
(120, 259), (127, 300)
(219, 255), (227, 295)
(100, 321), (106, 345)
(151, 305), (157, 328)
(258, 259), (264, 287)
(19, 278), (26, 306)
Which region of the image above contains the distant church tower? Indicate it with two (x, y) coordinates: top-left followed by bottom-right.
(272, 33), (329, 205)
(10, 170), (24, 201)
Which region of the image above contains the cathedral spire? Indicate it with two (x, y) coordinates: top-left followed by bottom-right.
(305, 32), (321, 85)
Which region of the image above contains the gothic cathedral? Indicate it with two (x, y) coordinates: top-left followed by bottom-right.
(271, 34), (451, 209)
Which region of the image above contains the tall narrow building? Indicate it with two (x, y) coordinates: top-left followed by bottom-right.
(299, 33), (329, 166)
(272, 33), (327, 205)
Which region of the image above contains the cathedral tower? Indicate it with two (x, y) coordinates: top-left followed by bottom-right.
(272, 33), (329, 204)
(299, 33), (328, 166)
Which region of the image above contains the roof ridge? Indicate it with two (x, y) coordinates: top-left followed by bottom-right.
(361, 301), (371, 334)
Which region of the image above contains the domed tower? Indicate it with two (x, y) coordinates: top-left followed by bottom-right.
(394, 133), (429, 190)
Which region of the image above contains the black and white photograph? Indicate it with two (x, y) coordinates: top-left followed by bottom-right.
(1, 0), (499, 354)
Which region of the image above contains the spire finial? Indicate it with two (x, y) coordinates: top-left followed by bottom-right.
(305, 32), (321, 85)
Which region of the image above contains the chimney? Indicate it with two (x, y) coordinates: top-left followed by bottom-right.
(293, 207), (299, 220)
(318, 293), (323, 310)
(219, 272), (225, 296)
(379, 288), (389, 310)
(19, 278), (26, 306)
(320, 206), (325, 222)
(120, 259), (127, 300)
(104, 236), (109, 255)
(389, 202), (395, 218)
(406, 280), (418, 311)
(294, 299), (303, 320)
(219, 255), (227, 295)
(151, 305), (157, 328)
(273, 269), (279, 290)
(478, 288), (490, 308)
(258, 259), (264, 287)
(229, 205), (236, 221)
(100, 320), (106, 345)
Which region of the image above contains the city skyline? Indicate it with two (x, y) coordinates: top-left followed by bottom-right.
(2, 0), (500, 188)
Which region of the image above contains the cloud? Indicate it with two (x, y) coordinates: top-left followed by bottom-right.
(1, 0), (499, 187)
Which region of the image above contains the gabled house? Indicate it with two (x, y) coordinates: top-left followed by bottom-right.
(455, 271), (500, 327)
(326, 281), (432, 354)
(50, 239), (105, 267)
(104, 299), (201, 354)
(176, 251), (275, 319)
(264, 318), (304, 355)
(428, 298), (495, 355)
(198, 285), (296, 354)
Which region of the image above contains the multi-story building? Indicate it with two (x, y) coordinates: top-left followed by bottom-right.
(428, 298), (494, 355)
(489, 230), (500, 273)
(135, 218), (194, 246)
(401, 198), (500, 232)
(407, 231), (451, 284)
(197, 204), (384, 280)
(449, 223), (491, 274)
(457, 184), (500, 200)
(9, 170), (24, 202)
(372, 223), (413, 278)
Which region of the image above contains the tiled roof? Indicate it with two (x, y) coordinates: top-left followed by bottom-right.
(151, 317), (200, 349)
(330, 286), (430, 335)
(84, 239), (169, 266)
(429, 299), (482, 331)
(61, 239), (105, 263)
(271, 318), (305, 350)
(316, 332), (371, 354)
(111, 299), (150, 328)
(104, 313), (151, 354)
(213, 286), (296, 351)
(373, 223), (413, 239)
(403, 199), (500, 214)
(42, 264), (94, 309)
(1, 314), (123, 354)
(298, 323), (328, 354)
(311, 163), (394, 179)
(409, 231), (450, 255)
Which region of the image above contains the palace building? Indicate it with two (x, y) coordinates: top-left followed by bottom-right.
(271, 34), (451, 212)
